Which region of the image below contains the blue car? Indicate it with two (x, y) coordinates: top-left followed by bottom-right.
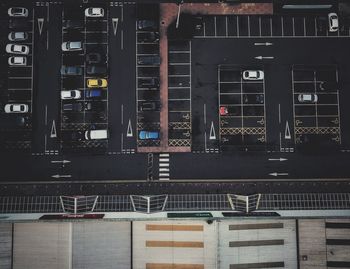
(139, 131), (159, 140)
(85, 89), (102, 98)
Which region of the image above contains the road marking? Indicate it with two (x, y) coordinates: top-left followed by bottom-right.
(268, 158), (287, 161)
(303, 17), (306, 36)
(121, 104), (123, 125)
(225, 16), (228, 37)
(259, 16), (262, 36)
(159, 173), (169, 177)
(159, 158), (169, 162)
(112, 18), (118, 36)
(255, 56), (274, 60)
(281, 17), (284, 36)
(248, 16), (250, 37)
(121, 29), (124, 50)
(127, 119), (133, 137)
(278, 104), (281, 124)
(50, 120), (57, 138)
(45, 105), (47, 126)
(209, 121), (216, 140)
(285, 121), (291, 139)
(214, 16), (217, 37)
(204, 104), (206, 125)
(159, 163), (169, 167)
(269, 172), (289, 177)
(51, 160), (70, 164)
(51, 174), (71, 178)
(254, 42), (273, 46)
(159, 168), (169, 172)
(37, 18), (44, 35)
(292, 17), (295, 36)
(160, 153), (169, 157)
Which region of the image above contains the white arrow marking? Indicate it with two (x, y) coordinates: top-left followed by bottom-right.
(38, 18), (44, 35)
(255, 56), (274, 60)
(269, 172), (289, 177)
(285, 121), (291, 139)
(50, 120), (57, 138)
(209, 121), (216, 140)
(51, 160), (71, 164)
(112, 18), (119, 36)
(254, 42), (273, 46)
(126, 119), (133, 137)
(268, 158), (288, 162)
(51, 174), (71, 179)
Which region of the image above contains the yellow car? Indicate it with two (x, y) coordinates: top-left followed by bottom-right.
(87, 78), (108, 88)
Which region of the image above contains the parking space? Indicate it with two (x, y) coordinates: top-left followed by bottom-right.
(60, 5), (109, 153)
(168, 40), (191, 148)
(194, 14), (350, 38)
(135, 19), (161, 147)
(292, 65), (341, 147)
(218, 66), (266, 150)
(0, 6), (35, 151)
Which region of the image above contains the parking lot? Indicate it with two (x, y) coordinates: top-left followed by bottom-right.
(292, 65), (341, 148)
(194, 14), (350, 38)
(0, 7), (34, 152)
(60, 5), (109, 152)
(218, 66), (266, 150)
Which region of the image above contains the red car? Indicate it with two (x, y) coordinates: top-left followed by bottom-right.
(219, 106), (228, 116)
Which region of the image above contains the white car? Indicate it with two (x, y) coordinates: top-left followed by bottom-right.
(328, 13), (339, 32)
(8, 7), (28, 17)
(298, 94), (318, 103)
(85, 7), (104, 17)
(8, 32), (28, 41)
(8, 56), (27, 66)
(4, 103), (29, 113)
(61, 41), (82, 51)
(6, 44), (29, 55)
(61, 90), (81, 100)
(242, 70), (264, 80)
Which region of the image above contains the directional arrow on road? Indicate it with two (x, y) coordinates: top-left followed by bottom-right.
(37, 18), (44, 35)
(51, 174), (71, 179)
(51, 160), (71, 164)
(209, 121), (216, 140)
(285, 121), (291, 139)
(254, 42), (273, 46)
(50, 120), (57, 138)
(268, 158), (288, 162)
(255, 56), (274, 60)
(126, 119), (133, 137)
(269, 172), (289, 177)
(112, 18), (119, 36)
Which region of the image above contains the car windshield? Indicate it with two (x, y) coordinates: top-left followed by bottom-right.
(15, 32), (24, 38)
(13, 8), (22, 13)
(71, 91), (76, 97)
(71, 42), (80, 48)
(98, 80), (102, 86)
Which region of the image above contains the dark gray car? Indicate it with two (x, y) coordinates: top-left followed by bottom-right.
(86, 65), (107, 75)
(137, 55), (160, 65)
(60, 66), (83, 76)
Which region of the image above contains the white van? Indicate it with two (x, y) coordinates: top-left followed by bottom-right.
(85, 129), (108, 140)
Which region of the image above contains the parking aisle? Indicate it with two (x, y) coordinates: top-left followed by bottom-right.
(194, 14), (350, 39)
(292, 65), (341, 148)
(218, 66), (266, 150)
(168, 40), (191, 148)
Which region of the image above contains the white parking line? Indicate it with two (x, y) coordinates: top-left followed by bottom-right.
(314, 17), (318, 36)
(8, 77), (32, 79)
(169, 50), (190, 53)
(270, 17), (272, 36)
(31, 8), (35, 114)
(303, 17), (306, 36)
(203, 21), (206, 37)
(292, 17), (295, 36)
(168, 98), (191, 101)
(225, 16), (228, 37)
(214, 16), (217, 37)
(85, 42), (108, 45)
(168, 74), (190, 77)
(281, 17), (284, 36)
(168, 63), (191, 66)
(259, 16), (262, 36)
(248, 16), (250, 37)
(236, 16), (239, 36)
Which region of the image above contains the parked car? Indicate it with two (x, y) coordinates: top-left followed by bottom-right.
(86, 65), (107, 75)
(8, 32), (28, 41)
(86, 52), (106, 64)
(328, 13), (339, 32)
(137, 20), (157, 30)
(8, 7), (28, 17)
(242, 70), (264, 80)
(219, 106), (228, 116)
(8, 56), (26, 66)
(298, 94), (318, 103)
(85, 89), (102, 98)
(61, 41), (82, 51)
(139, 130), (159, 140)
(137, 55), (160, 65)
(61, 90), (81, 100)
(84, 101), (104, 111)
(87, 78), (107, 88)
(60, 66), (83, 76)
(84, 129), (108, 140)
(62, 20), (84, 30)
(4, 103), (29, 113)
(6, 44), (29, 55)
(139, 77), (159, 88)
(85, 7), (104, 17)
(138, 32), (159, 43)
(61, 130), (84, 142)
(140, 102), (159, 111)
(63, 103), (83, 112)
(8, 19), (30, 30)
(0, 115), (28, 128)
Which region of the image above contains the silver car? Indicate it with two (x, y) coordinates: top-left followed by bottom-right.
(61, 41), (83, 51)
(298, 94), (318, 103)
(8, 32), (28, 41)
(6, 44), (29, 55)
(4, 103), (29, 113)
(8, 7), (28, 17)
(85, 7), (104, 17)
(8, 56), (27, 66)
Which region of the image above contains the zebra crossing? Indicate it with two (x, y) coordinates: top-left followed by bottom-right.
(158, 153), (170, 180)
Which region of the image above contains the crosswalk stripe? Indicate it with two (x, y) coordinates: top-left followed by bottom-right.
(159, 163), (169, 167)
(159, 168), (169, 172)
(159, 153), (169, 157)
(159, 173), (170, 177)
(159, 178), (169, 180)
(159, 158), (169, 162)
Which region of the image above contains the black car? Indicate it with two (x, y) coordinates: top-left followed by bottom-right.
(137, 55), (160, 65)
(84, 102), (104, 112)
(137, 20), (157, 30)
(138, 32), (159, 43)
(86, 52), (106, 64)
(0, 115), (29, 129)
(63, 103), (83, 112)
(63, 20), (84, 30)
(86, 65), (107, 75)
(61, 130), (84, 142)
(9, 19), (31, 30)
(139, 77), (159, 89)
